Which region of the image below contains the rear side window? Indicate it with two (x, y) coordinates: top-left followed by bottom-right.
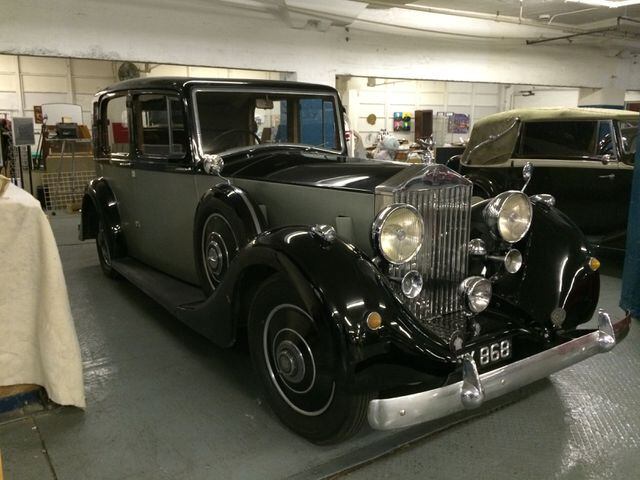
(134, 94), (185, 160)
(104, 96), (130, 156)
(518, 121), (599, 159)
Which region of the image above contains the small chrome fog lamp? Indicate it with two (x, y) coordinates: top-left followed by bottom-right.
(468, 238), (487, 256)
(401, 270), (423, 299)
(504, 249), (523, 274)
(459, 276), (492, 314)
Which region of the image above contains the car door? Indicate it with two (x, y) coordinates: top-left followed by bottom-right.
(129, 91), (201, 285)
(97, 93), (136, 239)
(510, 120), (621, 236)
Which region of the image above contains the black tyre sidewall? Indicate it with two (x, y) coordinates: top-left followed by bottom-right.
(248, 275), (370, 444)
(96, 219), (119, 279)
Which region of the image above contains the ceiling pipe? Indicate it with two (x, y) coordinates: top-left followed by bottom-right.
(526, 26), (618, 44)
(548, 7), (600, 24)
(361, 0), (590, 33)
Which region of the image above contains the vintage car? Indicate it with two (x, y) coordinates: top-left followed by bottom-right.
(451, 107), (638, 253)
(80, 78), (630, 444)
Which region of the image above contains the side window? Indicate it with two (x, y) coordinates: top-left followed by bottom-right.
(298, 98), (337, 149)
(519, 121), (599, 159)
(104, 96), (130, 156)
(134, 94), (185, 160)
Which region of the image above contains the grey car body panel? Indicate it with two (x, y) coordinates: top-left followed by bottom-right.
(228, 177), (375, 255)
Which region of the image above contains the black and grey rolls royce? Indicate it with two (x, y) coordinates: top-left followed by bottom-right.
(80, 78), (630, 444)
(451, 107), (637, 254)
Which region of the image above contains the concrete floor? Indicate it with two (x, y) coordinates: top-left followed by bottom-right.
(1, 213), (638, 480)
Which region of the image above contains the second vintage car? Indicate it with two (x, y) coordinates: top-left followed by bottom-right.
(80, 78), (630, 444)
(452, 107), (638, 253)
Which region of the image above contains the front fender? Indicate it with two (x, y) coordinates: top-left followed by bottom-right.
(487, 202), (599, 331)
(235, 226), (457, 388)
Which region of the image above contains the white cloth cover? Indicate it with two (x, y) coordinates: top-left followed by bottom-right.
(0, 183), (85, 408)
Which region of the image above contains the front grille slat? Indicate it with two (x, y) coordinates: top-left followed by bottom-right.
(390, 169), (472, 339)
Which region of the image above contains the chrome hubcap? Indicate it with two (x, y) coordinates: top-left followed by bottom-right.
(206, 238), (223, 274)
(263, 304), (335, 416)
(201, 213), (237, 290)
(275, 340), (306, 383)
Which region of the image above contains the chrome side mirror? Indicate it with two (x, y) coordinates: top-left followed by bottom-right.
(202, 154), (224, 175)
(521, 162), (533, 192)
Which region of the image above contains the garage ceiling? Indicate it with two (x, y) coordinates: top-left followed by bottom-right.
(365, 0), (640, 26)
(209, 0), (640, 51)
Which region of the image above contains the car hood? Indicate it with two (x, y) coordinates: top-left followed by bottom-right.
(226, 149), (409, 193)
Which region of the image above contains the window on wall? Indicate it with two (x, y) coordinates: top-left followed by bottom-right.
(134, 94), (185, 160)
(105, 96), (130, 156)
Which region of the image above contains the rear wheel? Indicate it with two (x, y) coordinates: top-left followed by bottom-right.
(96, 219), (119, 278)
(248, 275), (371, 444)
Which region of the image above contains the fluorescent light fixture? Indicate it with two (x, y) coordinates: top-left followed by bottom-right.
(566, 0), (640, 7)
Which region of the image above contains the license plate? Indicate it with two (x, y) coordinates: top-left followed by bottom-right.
(459, 339), (512, 368)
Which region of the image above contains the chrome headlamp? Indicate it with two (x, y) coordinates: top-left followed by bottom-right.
(483, 191), (533, 243)
(372, 204), (424, 264)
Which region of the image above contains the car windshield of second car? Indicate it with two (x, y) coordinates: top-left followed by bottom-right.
(195, 90), (341, 155)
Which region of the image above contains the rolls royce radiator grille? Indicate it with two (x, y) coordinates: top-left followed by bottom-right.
(389, 181), (473, 332)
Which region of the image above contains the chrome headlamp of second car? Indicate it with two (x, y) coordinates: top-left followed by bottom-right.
(372, 204), (424, 264)
(483, 191), (533, 243)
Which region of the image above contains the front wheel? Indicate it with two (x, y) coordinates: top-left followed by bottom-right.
(248, 275), (371, 444)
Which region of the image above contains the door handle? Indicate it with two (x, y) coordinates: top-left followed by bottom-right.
(598, 174), (615, 180)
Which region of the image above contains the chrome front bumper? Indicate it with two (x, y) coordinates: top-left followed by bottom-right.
(368, 310), (630, 430)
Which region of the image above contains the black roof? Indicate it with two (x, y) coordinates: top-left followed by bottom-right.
(100, 76), (339, 95)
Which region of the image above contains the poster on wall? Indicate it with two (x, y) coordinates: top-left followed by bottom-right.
(393, 111), (412, 132)
(449, 113), (470, 134)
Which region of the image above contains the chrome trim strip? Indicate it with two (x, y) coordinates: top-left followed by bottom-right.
(367, 310), (629, 430)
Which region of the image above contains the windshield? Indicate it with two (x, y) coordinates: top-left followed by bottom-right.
(618, 119), (638, 162)
(194, 90), (343, 156)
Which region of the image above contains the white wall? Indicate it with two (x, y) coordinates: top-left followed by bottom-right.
(0, 54), (285, 149)
(0, 55), (118, 148)
(578, 86), (625, 107)
(1, 0), (639, 92)
(506, 85), (581, 109)
(340, 76), (502, 146)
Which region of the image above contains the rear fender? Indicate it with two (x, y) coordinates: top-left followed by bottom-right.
(80, 178), (126, 257)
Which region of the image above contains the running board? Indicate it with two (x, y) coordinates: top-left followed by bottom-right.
(112, 258), (206, 316)
(111, 258), (243, 347)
